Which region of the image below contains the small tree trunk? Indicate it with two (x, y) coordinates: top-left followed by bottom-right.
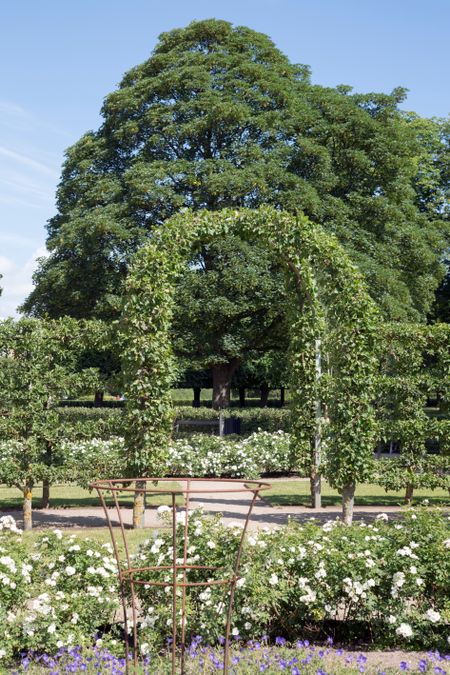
(192, 387), (201, 408)
(280, 386), (285, 407)
(342, 483), (355, 526)
(41, 480), (50, 509)
(260, 383), (270, 408)
(311, 339), (322, 508)
(94, 390), (104, 407)
(212, 360), (239, 410)
(23, 484), (33, 531)
(404, 483), (414, 505)
(310, 469), (321, 510)
(239, 386), (246, 408)
(133, 480), (146, 529)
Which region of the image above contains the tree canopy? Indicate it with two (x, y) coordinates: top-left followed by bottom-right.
(22, 18), (449, 326)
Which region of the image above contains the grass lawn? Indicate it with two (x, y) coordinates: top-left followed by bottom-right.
(0, 481), (183, 510)
(262, 480), (450, 508)
(22, 526), (153, 557)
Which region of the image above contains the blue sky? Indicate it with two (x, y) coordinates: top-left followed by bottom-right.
(1, 0), (449, 317)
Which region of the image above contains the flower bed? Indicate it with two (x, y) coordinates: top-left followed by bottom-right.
(0, 508), (449, 668)
(58, 431), (297, 485)
(10, 640), (450, 673)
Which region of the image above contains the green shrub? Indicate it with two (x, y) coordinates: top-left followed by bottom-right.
(173, 407), (292, 436)
(56, 432), (298, 482)
(134, 507), (450, 652)
(373, 455), (450, 492)
(57, 407), (123, 440)
(0, 509), (448, 663)
(56, 406), (292, 437)
(0, 517), (119, 661)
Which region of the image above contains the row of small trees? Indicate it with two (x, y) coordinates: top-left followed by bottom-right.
(1, 310), (450, 529)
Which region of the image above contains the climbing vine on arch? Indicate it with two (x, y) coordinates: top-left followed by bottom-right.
(120, 206), (380, 523)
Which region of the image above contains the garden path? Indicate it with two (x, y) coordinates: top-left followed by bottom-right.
(4, 480), (408, 530)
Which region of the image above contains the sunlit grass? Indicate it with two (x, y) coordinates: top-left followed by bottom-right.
(0, 482), (183, 510)
(263, 480), (450, 508)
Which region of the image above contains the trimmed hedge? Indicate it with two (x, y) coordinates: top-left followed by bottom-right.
(57, 405), (292, 437)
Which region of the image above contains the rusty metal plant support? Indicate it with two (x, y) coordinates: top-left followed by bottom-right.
(90, 477), (271, 674)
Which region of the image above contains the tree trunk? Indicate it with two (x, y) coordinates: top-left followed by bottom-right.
(94, 390), (104, 407)
(133, 480), (146, 529)
(260, 383), (270, 408)
(23, 484), (33, 531)
(342, 483), (355, 526)
(310, 470), (321, 510)
(239, 386), (246, 408)
(404, 483), (414, 505)
(192, 387), (201, 408)
(41, 480), (50, 509)
(280, 386), (285, 407)
(41, 443), (52, 508)
(310, 339), (322, 508)
(212, 360), (239, 410)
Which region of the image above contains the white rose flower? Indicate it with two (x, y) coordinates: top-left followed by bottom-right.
(47, 623), (57, 634)
(425, 609), (440, 623)
(396, 623), (413, 638)
(269, 573), (279, 586)
(375, 513), (388, 521)
(65, 566), (76, 576)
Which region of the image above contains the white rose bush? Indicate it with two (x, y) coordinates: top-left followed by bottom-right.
(131, 507), (449, 655)
(0, 517), (119, 663)
(38, 431), (298, 486)
(0, 508), (449, 668)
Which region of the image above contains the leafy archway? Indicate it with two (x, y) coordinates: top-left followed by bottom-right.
(120, 206), (380, 524)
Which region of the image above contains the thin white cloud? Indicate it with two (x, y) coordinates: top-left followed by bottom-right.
(0, 100), (30, 117)
(0, 246), (48, 318)
(0, 176), (53, 201)
(0, 146), (59, 178)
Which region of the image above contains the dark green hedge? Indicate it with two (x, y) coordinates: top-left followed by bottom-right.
(57, 405), (292, 436)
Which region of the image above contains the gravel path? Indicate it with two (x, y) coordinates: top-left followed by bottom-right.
(3, 480), (406, 530)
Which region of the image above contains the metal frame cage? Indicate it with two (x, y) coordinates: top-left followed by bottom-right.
(90, 477), (271, 674)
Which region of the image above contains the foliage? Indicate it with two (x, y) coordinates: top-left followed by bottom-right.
(0, 510), (449, 665)
(0, 318), (104, 527)
(167, 431), (295, 477)
(23, 21), (448, 327)
(54, 405), (293, 437)
(0, 516), (119, 662)
(133, 507), (450, 652)
(171, 235), (288, 407)
(377, 323), (450, 500)
(174, 406), (292, 436)
(33, 431), (295, 483)
(57, 406), (123, 439)
(373, 455), (450, 492)
(120, 207), (379, 513)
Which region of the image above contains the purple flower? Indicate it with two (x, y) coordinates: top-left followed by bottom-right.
(400, 662), (409, 671)
(276, 637), (287, 646)
(419, 661), (428, 674)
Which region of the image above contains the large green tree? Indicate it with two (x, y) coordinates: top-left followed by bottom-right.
(172, 235), (287, 407)
(22, 20), (448, 380)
